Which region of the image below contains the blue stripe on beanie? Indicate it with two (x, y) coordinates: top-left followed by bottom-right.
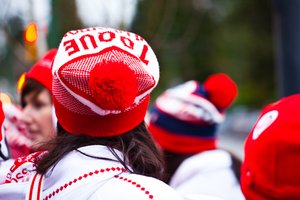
(193, 84), (209, 98)
(150, 107), (217, 138)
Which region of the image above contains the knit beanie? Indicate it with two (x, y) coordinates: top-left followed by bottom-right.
(241, 94), (300, 200)
(147, 73), (238, 154)
(52, 27), (159, 137)
(26, 49), (58, 92)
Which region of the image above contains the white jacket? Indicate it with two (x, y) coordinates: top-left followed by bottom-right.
(169, 149), (245, 200)
(0, 145), (183, 200)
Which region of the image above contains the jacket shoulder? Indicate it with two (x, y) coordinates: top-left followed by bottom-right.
(89, 173), (183, 200)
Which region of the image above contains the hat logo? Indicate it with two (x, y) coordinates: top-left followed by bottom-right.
(63, 30), (150, 65)
(252, 110), (278, 140)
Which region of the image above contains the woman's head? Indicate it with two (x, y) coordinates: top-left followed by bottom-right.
(20, 79), (54, 151)
(51, 27), (159, 137)
(147, 74), (238, 154)
(19, 49), (57, 151)
(37, 27), (163, 178)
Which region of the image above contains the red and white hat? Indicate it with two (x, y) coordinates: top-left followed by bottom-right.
(147, 73), (238, 154)
(52, 27), (159, 137)
(241, 94), (300, 200)
(26, 48), (58, 92)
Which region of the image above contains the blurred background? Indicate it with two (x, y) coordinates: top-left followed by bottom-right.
(0, 0), (300, 158)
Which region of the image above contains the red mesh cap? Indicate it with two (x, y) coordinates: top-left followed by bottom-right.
(26, 49), (58, 92)
(52, 27), (159, 137)
(241, 94), (300, 200)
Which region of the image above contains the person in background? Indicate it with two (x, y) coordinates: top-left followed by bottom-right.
(241, 94), (300, 200)
(2, 102), (31, 158)
(0, 49), (57, 184)
(18, 48), (57, 153)
(147, 73), (245, 200)
(0, 100), (15, 183)
(0, 27), (183, 200)
(0, 101), (10, 161)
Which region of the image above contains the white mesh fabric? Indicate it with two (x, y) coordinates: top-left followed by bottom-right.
(53, 75), (95, 115)
(55, 47), (155, 115)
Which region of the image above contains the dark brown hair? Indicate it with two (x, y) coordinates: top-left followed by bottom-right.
(36, 122), (166, 180)
(20, 78), (50, 108)
(162, 150), (194, 183)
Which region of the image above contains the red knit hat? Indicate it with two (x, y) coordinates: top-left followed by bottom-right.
(52, 27), (159, 137)
(147, 73), (238, 154)
(241, 94), (300, 200)
(26, 49), (58, 92)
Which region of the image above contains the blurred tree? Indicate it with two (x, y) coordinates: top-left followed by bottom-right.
(47, 0), (83, 48)
(273, 0), (300, 97)
(0, 0), (84, 100)
(131, 0), (275, 108)
(0, 15), (27, 83)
